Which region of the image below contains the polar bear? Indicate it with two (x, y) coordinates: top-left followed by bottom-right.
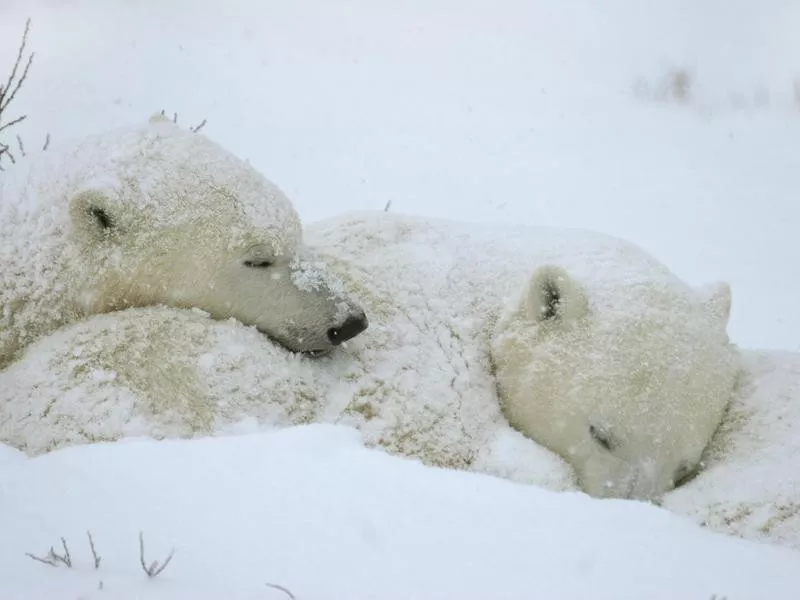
(0, 211), (739, 503)
(0, 115), (367, 368)
(308, 212), (739, 501)
(491, 267), (738, 500)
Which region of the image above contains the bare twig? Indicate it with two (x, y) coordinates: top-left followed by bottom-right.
(160, 108), (208, 134)
(139, 531), (175, 578)
(25, 551), (59, 567)
(0, 114), (26, 136)
(59, 537), (72, 567)
(16, 133), (25, 157)
(384, 199), (392, 212)
(42, 132), (50, 151)
(0, 18), (35, 167)
(265, 583), (296, 599)
(190, 118), (207, 133)
(0, 18), (34, 113)
(87, 530), (101, 569)
(25, 537), (72, 568)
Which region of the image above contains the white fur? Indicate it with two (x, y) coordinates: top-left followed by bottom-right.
(311, 212), (739, 501)
(492, 263), (738, 500)
(664, 349), (800, 551)
(0, 307), (320, 453)
(0, 212), (739, 503)
(0, 116), (364, 366)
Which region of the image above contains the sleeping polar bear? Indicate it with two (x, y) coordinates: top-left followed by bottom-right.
(0, 211), (740, 503)
(0, 115), (367, 369)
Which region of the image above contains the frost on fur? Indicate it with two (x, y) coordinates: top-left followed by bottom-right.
(0, 117), (367, 368)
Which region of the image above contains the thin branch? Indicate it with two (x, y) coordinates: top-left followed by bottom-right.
(87, 531), (101, 569)
(190, 118), (207, 133)
(138, 533), (147, 573)
(0, 52), (33, 114)
(265, 583), (296, 599)
(1, 144), (16, 165)
(25, 552), (59, 567)
(0, 18), (35, 168)
(138, 531), (175, 578)
(0, 18), (34, 112)
(0, 114), (26, 136)
(59, 537), (72, 567)
(25, 537), (72, 568)
(159, 108), (208, 133)
(1, 144), (16, 166)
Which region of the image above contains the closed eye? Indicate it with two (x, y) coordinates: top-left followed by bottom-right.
(589, 424), (616, 452)
(673, 462), (701, 488)
(243, 260), (273, 268)
(89, 206), (114, 229)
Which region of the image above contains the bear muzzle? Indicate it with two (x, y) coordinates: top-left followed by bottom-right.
(327, 312), (369, 346)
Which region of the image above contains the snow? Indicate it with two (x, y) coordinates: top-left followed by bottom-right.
(1, 0), (800, 598)
(3, 425), (800, 600)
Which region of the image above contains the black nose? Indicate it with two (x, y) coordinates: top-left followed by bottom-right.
(327, 312), (368, 345)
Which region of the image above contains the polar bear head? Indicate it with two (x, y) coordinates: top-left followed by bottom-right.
(20, 116), (366, 355)
(491, 262), (739, 501)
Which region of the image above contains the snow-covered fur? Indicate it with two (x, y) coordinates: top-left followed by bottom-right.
(0, 212), (739, 501)
(0, 307), (320, 453)
(664, 349), (800, 551)
(492, 268), (737, 500)
(0, 116), (365, 368)
(0, 302), (573, 491)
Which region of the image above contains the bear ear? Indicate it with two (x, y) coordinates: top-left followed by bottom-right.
(69, 189), (119, 241)
(698, 281), (732, 328)
(526, 265), (588, 324)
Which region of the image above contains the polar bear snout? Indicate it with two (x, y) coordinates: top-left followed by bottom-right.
(328, 312), (369, 345)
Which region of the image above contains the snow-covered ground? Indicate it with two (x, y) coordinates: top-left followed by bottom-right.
(3, 425), (800, 600)
(1, 1), (800, 598)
